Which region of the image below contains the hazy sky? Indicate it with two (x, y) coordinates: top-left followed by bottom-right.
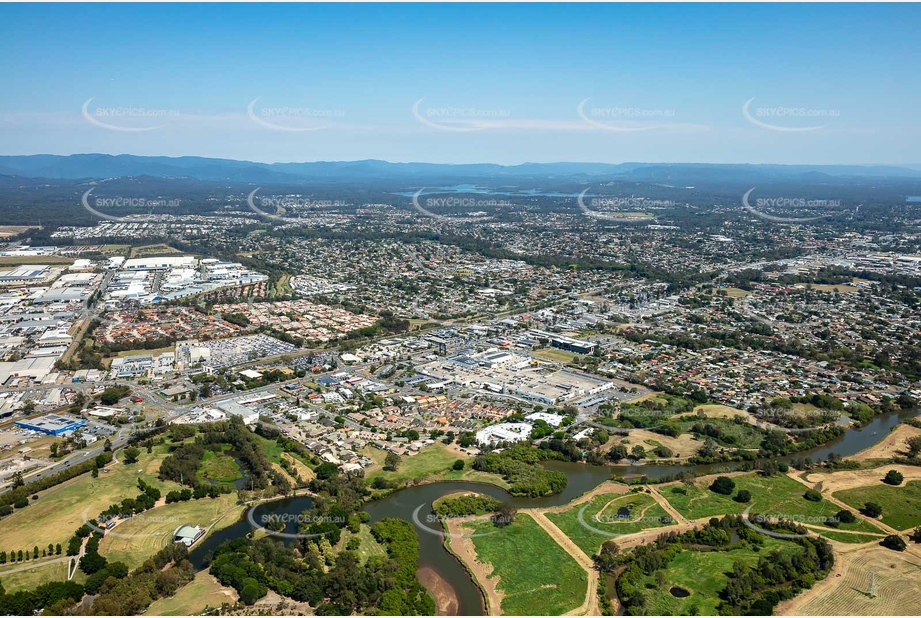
(1, 3), (918, 165)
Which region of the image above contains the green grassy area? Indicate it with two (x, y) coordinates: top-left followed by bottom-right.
(640, 540), (799, 615)
(144, 570), (237, 615)
(678, 417), (764, 449)
(662, 473), (881, 537)
(252, 434), (284, 464)
(817, 530), (884, 544)
(0, 446), (181, 552)
(363, 443), (474, 486)
(468, 513), (587, 615)
(546, 491), (672, 557)
(198, 447), (243, 484)
(338, 524), (388, 566)
(0, 559), (70, 593)
(98, 493), (241, 570)
(833, 480), (921, 531)
(531, 347), (584, 364)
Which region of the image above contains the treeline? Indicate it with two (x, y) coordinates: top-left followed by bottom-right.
(473, 444), (567, 497)
(0, 579), (85, 616)
(0, 451), (113, 508)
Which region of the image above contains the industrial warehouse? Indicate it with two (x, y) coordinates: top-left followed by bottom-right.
(15, 413), (86, 435)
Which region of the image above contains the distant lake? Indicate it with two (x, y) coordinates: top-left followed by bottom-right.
(907, 196), (921, 202)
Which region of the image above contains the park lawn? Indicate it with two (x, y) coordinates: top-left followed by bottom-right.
(640, 540), (800, 615)
(0, 559), (70, 593)
(363, 443), (472, 486)
(546, 491), (672, 557)
(98, 493), (241, 570)
(144, 570), (238, 615)
(469, 513), (587, 616)
(662, 473), (881, 535)
(0, 448), (180, 552)
(833, 480), (921, 531)
(198, 447), (243, 484)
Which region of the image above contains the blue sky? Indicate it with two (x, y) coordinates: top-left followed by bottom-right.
(1, 3), (918, 165)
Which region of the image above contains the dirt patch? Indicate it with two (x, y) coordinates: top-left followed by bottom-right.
(611, 429), (701, 460)
(444, 517), (503, 615)
(801, 464), (921, 495)
(418, 564), (460, 616)
(778, 544), (921, 615)
(848, 422), (921, 462)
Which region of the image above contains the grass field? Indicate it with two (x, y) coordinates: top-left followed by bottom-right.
(817, 530), (884, 544)
(546, 491), (672, 556)
(468, 513), (588, 615)
(98, 493), (241, 569)
(363, 443), (475, 487)
(0, 447), (180, 552)
(0, 559), (70, 593)
(641, 539), (800, 615)
(833, 480), (921, 530)
(531, 348), (584, 364)
(662, 473), (881, 537)
(690, 404), (749, 419)
(144, 570), (238, 615)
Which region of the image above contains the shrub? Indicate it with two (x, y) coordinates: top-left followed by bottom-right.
(862, 502), (883, 518)
(881, 535), (907, 551)
(734, 489), (752, 503)
(803, 489), (822, 502)
(883, 470), (904, 486)
(710, 476), (735, 495)
(836, 509), (856, 524)
(452, 459), (465, 471)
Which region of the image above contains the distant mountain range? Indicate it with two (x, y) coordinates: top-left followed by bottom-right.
(1, 154), (920, 184)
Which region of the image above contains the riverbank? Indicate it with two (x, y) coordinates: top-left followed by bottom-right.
(444, 516), (503, 616)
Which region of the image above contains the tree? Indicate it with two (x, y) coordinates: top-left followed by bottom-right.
(909, 526), (921, 543)
(883, 470), (904, 486)
(862, 502), (883, 518)
(881, 535), (907, 551)
(836, 509), (856, 524)
(710, 476), (735, 495)
(494, 502), (517, 527)
(734, 489), (752, 503)
(906, 435), (921, 458)
(384, 452), (401, 472)
(103, 439), (112, 452)
(10, 472), (24, 489)
(122, 446), (141, 465)
(452, 459), (465, 471)
(630, 445), (647, 461)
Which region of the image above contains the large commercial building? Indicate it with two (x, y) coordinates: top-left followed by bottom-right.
(15, 414), (86, 435)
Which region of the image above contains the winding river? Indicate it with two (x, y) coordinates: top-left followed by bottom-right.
(188, 407), (918, 616)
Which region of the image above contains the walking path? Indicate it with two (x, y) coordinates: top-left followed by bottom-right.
(648, 486), (690, 525)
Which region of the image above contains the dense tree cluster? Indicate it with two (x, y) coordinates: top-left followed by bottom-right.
(472, 444), (567, 497)
(207, 518), (435, 615)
